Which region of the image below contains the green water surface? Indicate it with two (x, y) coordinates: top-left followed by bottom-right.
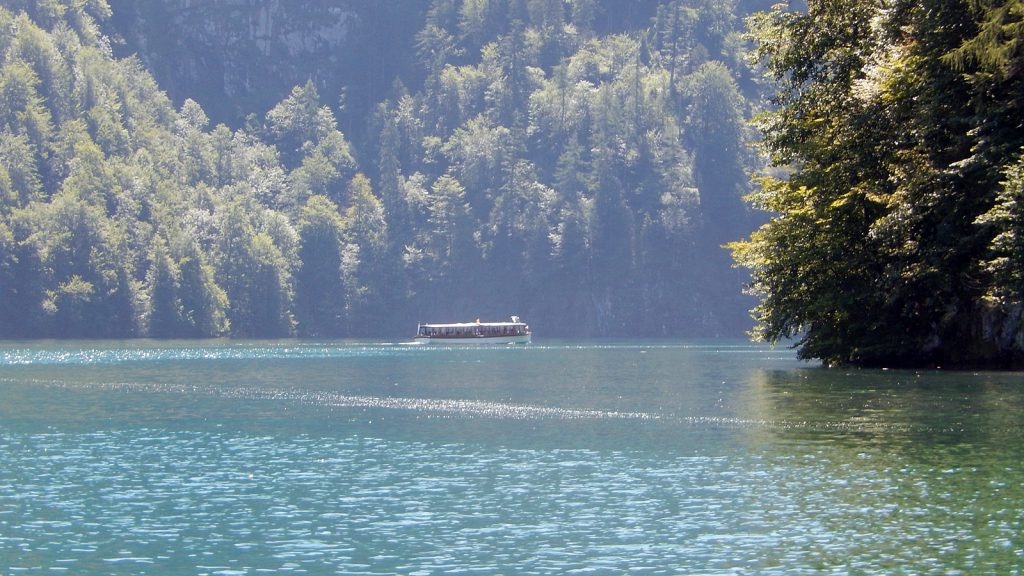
(1, 340), (1022, 574)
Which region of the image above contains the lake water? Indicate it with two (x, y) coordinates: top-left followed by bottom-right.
(1, 340), (1022, 574)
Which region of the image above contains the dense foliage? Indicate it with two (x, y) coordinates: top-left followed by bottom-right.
(731, 0), (1024, 366)
(368, 0), (762, 335)
(0, 0), (763, 339)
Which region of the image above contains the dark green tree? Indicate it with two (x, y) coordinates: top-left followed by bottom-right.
(588, 142), (636, 334)
(425, 173), (475, 281)
(731, 0), (1024, 366)
(342, 174), (389, 331)
(215, 200), (293, 338)
(0, 131), (43, 206)
(685, 61), (748, 246)
(654, 0), (697, 97)
(38, 190), (137, 337)
(176, 238), (229, 337)
(0, 218), (38, 336)
(146, 234), (183, 337)
(978, 154), (1024, 305)
(0, 61), (53, 161)
(294, 195), (346, 337)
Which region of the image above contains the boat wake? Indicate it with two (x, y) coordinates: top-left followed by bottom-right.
(6, 377), (663, 422)
(5, 376), (1001, 435)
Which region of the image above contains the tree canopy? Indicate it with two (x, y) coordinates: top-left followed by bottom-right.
(731, 0), (1024, 367)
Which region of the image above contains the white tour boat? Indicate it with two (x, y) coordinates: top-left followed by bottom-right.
(414, 316), (531, 344)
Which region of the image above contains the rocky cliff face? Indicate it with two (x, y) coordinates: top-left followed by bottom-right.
(108, 0), (423, 131)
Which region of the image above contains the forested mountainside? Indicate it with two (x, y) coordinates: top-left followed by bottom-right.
(731, 0), (1024, 367)
(0, 0), (768, 339)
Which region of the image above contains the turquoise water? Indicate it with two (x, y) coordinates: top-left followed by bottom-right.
(1, 340), (1023, 574)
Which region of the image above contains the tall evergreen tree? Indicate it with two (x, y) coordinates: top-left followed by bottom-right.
(685, 60), (748, 246)
(146, 234), (182, 337)
(294, 195), (346, 337)
(176, 238), (228, 337)
(216, 201), (293, 338)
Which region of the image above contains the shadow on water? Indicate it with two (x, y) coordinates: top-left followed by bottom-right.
(751, 366), (1024, 459)
(745, 368), (1024, 571)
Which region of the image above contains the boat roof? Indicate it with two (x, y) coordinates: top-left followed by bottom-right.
(420, 321), (526, 328)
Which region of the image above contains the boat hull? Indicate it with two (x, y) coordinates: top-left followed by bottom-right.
(414, 334), (531, 345)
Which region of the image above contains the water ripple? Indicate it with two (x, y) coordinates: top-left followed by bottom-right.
(0, 343), (421, 365)
(5, 376), (1016, 437)
(2, 429), (1021, 574)
(0, 341), (792, 366)
(3, 341), (1023, 574)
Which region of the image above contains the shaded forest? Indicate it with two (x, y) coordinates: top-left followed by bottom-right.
(0, 0), (768, 339)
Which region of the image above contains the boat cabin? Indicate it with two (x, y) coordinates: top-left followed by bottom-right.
(414, 316), (531, 343)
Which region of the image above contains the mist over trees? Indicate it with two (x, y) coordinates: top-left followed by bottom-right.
(0, 0), (767, 339)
